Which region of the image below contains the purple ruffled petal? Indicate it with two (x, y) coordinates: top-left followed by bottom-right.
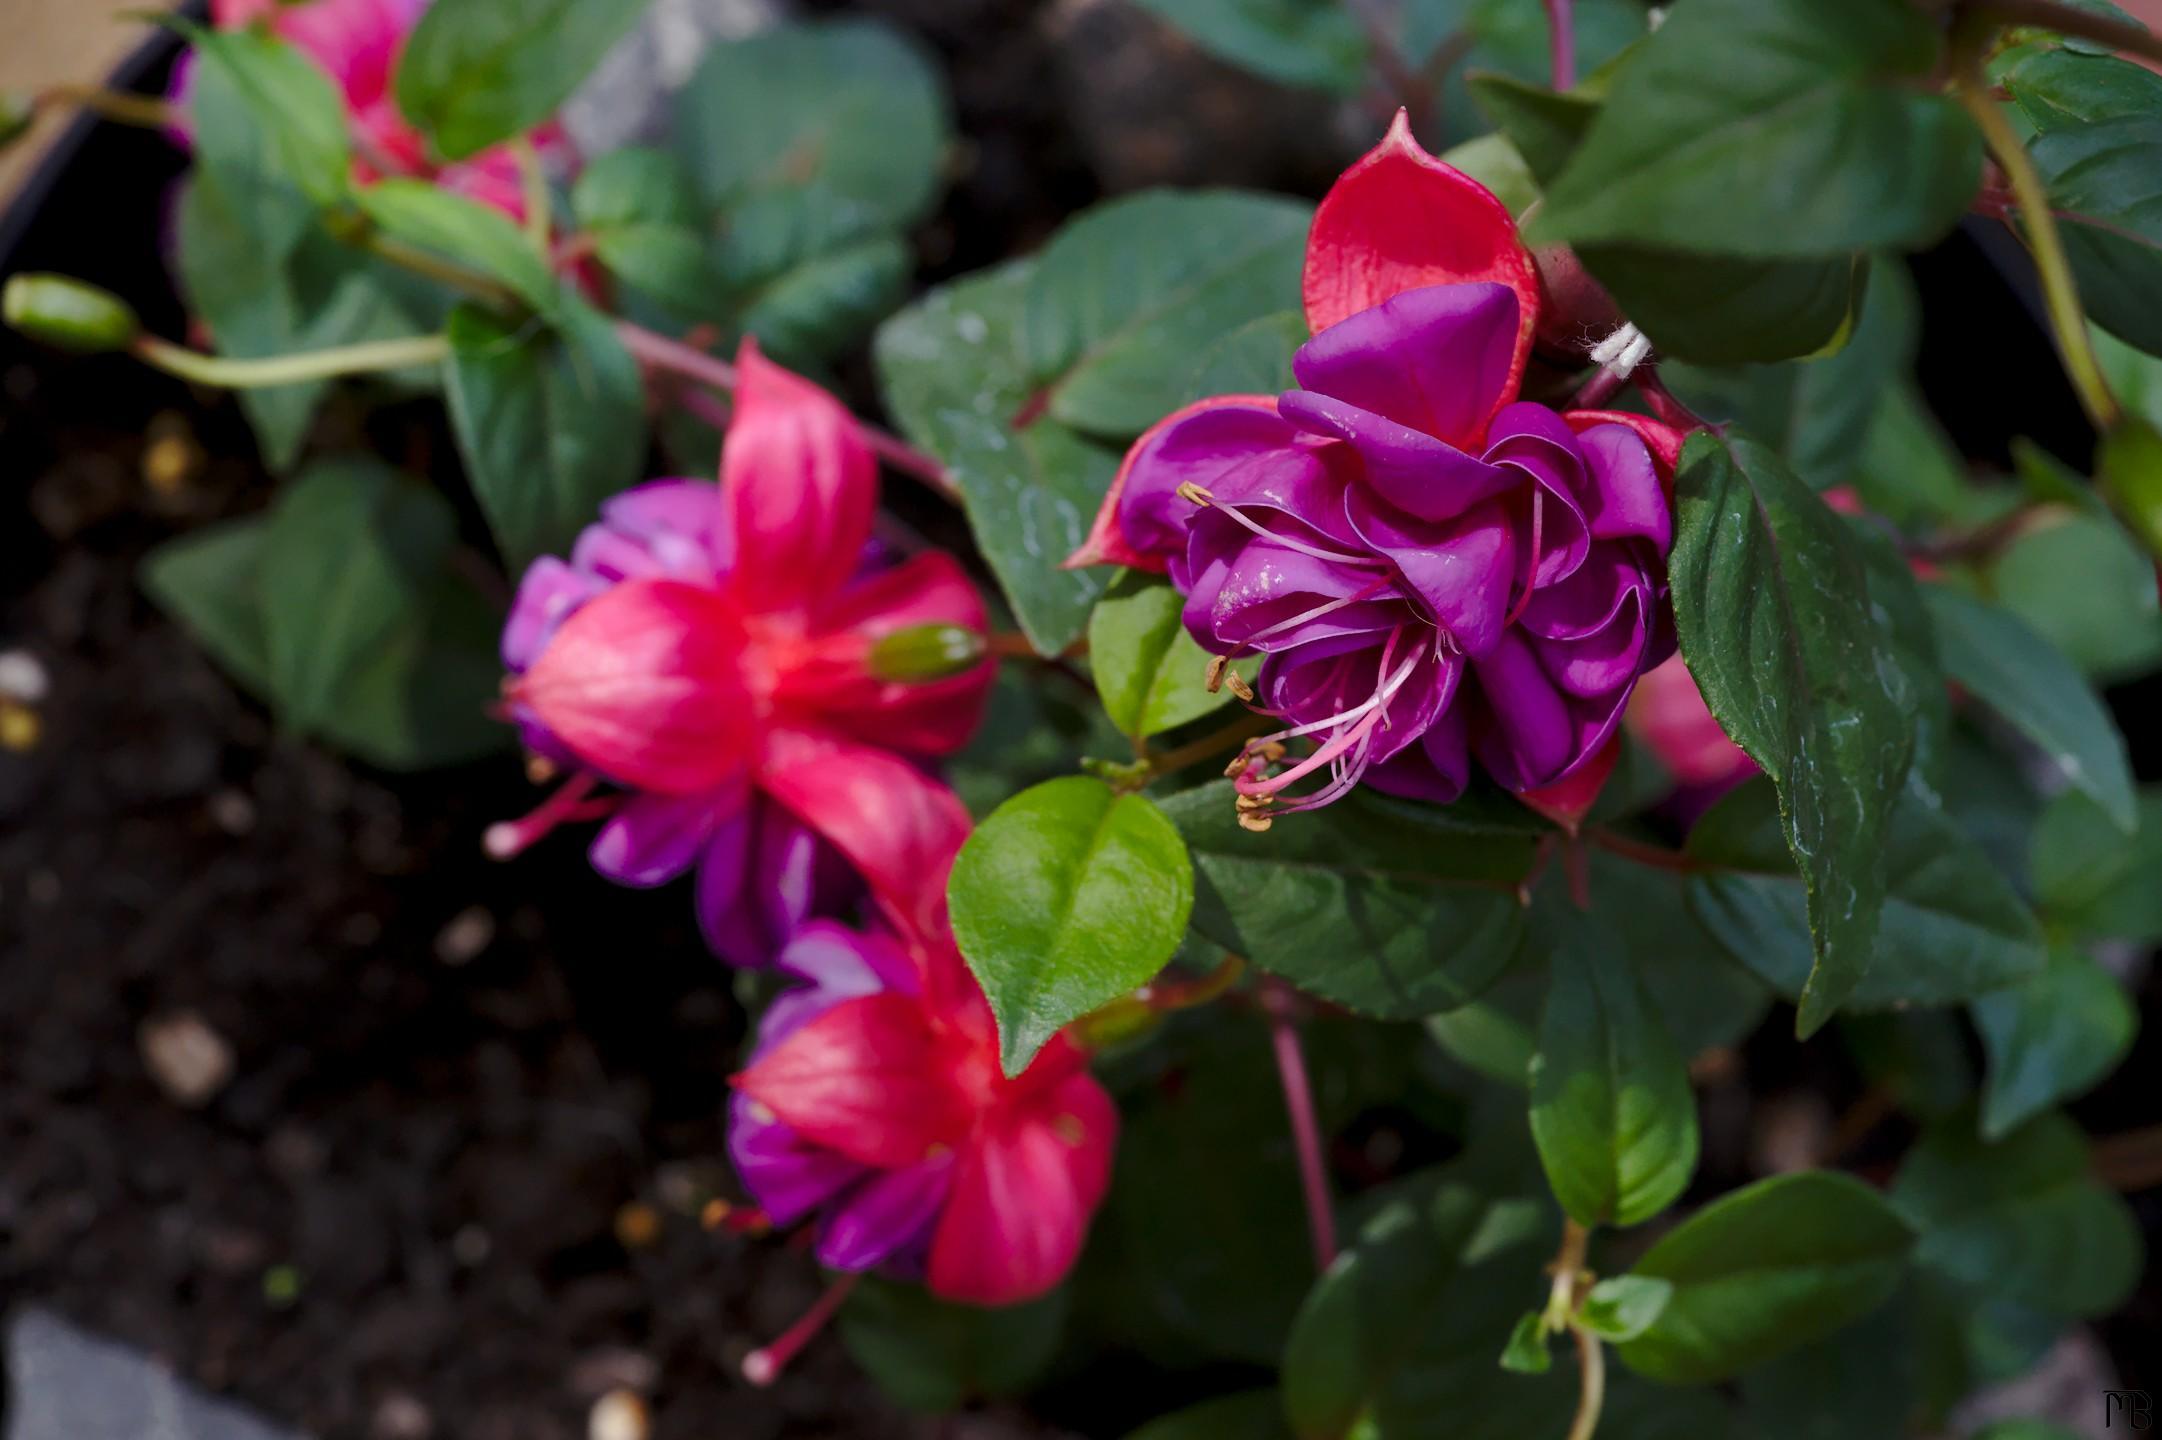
(1344, 492), (1517, 656)
(1292, 283), (1521, 451)
(814, 1154), (956, 1271)
(728, 1092), (868, 1227)
(1278, 390), (1517, 523)
(1118, 405), (1355, 558)
(1186, 536), (1402, 655)
(503, 556), (602, 672)
(1366, 703), (1471, 803)
(1471, 630), (1576, 789)
(589, 789), (732, 887)
(1575, 424), (1671, 554)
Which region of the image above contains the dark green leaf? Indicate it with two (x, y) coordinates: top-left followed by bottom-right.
(1528, 916), (1698, 1228)
(1842, 1012), (1977, 1122)
(2031, 787), (2162, 942)
(1577, 1275), (1674, 1342)
(1616, 1172), (1916, 1384)
(674, 19), (950, 231)
(2034, 116), (2162, 357)
(1688, 780), (2046, 1010)
(442, 300), (647, 571)
(949, 777), (1194, 1074)
(178, 23), (350, 207)
(1182, 310), (1306, 404)
(1855, 383), (1997, 530)
(1498, 1311), (1552, 1373)
(1088, 570), (1247, 739)
(1466, 72), (1596, 183)
(395, 0), (650, 160)
(1123, 1392), (1292, 1440)
(1668, 430), (1919, 1033)
(1974, 947), (2137, 1141)
(318, 569), (512, 769)
(875, 261), (1120, 653)
(1162, 781), (1537, 1018)
(1025, 190), (1310, 438)
(1531, 0), (1979, 257)
(355, 180), (564, 316)
(1126, 0), (1368, 93)
(570, 148), (720, 315)
(2006, 48), (2162, 133)
(1892, 1111), (2141, 1318)
(1737, 1284), (1918, 1440)
(1990, 510), (2162, 679)
(734, 234), (911, 367)
(838, 1276), (1065, 1412)
(1925, 586), (2135, 831)
(1584, 248), (1864, 367)
(140, 518), (276, 695)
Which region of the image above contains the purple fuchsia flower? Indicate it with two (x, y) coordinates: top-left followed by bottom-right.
(1070, 112), (1690, 830)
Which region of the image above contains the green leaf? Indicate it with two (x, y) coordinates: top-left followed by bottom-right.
(1126, 0), (1367, 92)
(1737, 1285), (1918, 1440)
(1687, 780), (2046, 1011)
(140, 518), (276, 696)
(394, 0), (650, 161)
(355, 180), (564, 316)
(1182, 310), (1306, 404)
(2031, 787), (2162, 942)
(1854, 382), (1997, 530)
(442, 299), (647, 571)
(1668, 430), (1919, 1034)
(1843, 1012), (1977, 1123)
(569, 148), (720, 315)
(1531, 0), (1979, 258)
(1616, 1172), (1917, 1384)
(1892, 1111), (2141, 1319)
(178, 23), (350, 208)
(837, 1275), (1065, 1412)
(949, 777), (1194, 1074)
(2033, 116), (2162, 358)
(1498, 1311), (1552, 1373)
(1025, 190), (1310, 438)
(875, 261), (1120, 653)
(1973, 947), (2137, 1141)
(1466, 72), (1597, 183)
(674, 19), (950, 231)
(2005, 48), (2162, 134)
(1088, 570), (1247, 739)
(1123, 1392), (1292, 1440)
(258, 458), (455, 732)
(1576, 1276), (1673, 1343)
(1585, 249), (1865, 367)
(1925, 586), (2135, 831)
(1162, 781), (1538, 1018)
(1990, 510), (2162, 679)
(1528, 916), (1699, 1228)
(734, 233), (912, 369)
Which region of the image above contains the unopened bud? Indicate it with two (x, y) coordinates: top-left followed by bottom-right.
(0, 92), (33, 150)
(868, 623), (986, 682)
(2101, 415), (2162, 563)
(3, 273), (141, 352)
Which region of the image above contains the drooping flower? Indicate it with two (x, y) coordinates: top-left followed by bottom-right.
(1626, 654), (1755, 790)
(728, 913), (1117, 1326)
(176, 0), (575, 221)
(1070, 111), (1688, 827)
(496, 340), (995, 959)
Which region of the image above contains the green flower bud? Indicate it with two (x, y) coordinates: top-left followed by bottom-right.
(2101, 415), (2162, 563)
(3, 273), (142, 353)
(868, 623), (987, 683)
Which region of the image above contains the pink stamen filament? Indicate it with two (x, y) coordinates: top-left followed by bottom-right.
(1179, 485), (1388, 571)
(1501, 486), (1546, 632)
(1241, 575), (1396, 647)
(1236, 629), (1421, 808)
(483, 770), (604, 859)
(742, 1270), (863, 1386)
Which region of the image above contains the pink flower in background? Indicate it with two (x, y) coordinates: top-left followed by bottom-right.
(177, 0), (574, 220)
(498, 340), (995, 957)
(1625, 655), (1755, 789)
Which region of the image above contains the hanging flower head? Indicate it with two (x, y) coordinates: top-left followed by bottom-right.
(728, 910), (1117, 1328)
(176, 0), (575, 221)
(1071, 113), (1688, 828)
(496, 340), (996, 961)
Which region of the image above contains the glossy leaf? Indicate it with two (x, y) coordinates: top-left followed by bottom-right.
(569, 148), (719, 315)
(394, 0), (650, 160)
(1668, 430), (1919, 1034)
(1162, 781), (1538, 1018)
(178, 23), (350, 208)
(1088, 571), (1248, 740)
(838, 1276), (1066, 1413)
(1528, 916), (1699, 1228)
(1531, 0), (1979, 258)
(1990, 510), (2162, 680)
(1181, 310), (1306, 404)
(949, 777), (1194, 1074)
(1973, 947), (2137, 1141)
(2005, 47), (2162, 134)
(1616, 1172), (1916, 1384)
(354, 180), (564, 315)
(2032, 116), (2162, 358)
(442, 300), (648, 571)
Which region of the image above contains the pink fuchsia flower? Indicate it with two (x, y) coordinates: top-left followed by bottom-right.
(177, 0), (574, 222)
(1070, 111), (1688, 828)
(728, 914), (1117, 1333)
(497, 341), (995, 958)
(1626, 655), (1755, 790)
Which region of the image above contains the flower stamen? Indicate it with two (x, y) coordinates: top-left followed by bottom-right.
(1177, 482), (1387, 571)
(742, 1270), (863, 1386)
(483, 770), (609, 859)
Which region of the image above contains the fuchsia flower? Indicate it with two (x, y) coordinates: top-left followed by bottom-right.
(727, 913), (1117, 1322)
(1071, 113), (1688, 827)
(179, 0), (573, 220)
(496, 340), (995, 958)
(1626, 655), (1755, 790)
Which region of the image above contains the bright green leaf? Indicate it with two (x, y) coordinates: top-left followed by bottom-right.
(1577, 1275), (1674, 1342)
(1088, 570), (1248, 740)
(394, 0), (650, 160)
(355, 179), (564, 316)
(1499, 1311), (1552, 1373)
(178, 23), (350, 208)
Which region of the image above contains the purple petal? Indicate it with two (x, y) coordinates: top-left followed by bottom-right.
(1345, 493), (1517, 656)
(1292, 283), (1521, 451)
(589, 789), (731, 887)
(695, 807), (762, 968)
(1518, 550), (1641, 642)
(1187, 536), (1402, 655)
(1367, 703), (1470, 803)
(1534, 589), (1651, 698)
(1471, 630), (1576, 790)
(774, 920), (918, 1000)
(1258, 636), (1460, 767)
(1278, 390), (1518, 522)
(728, 1092), (866, 1227)
(572, 479), (724, 584)
(814, 1154), (956, 1270)
(1118, 405), (1354, 558)
(1576, 424), (1671, 554)
(503, 556), (601, 671)
(751, 803), (862, 955)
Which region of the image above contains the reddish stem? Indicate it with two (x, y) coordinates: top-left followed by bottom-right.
(1589, 828), (1715, 875)
(1543, 0), (1577, 90)
(1570, 365), (1626, 410)
(1263, 980), (1337, 1273)
(742, 1271), (862, 1386)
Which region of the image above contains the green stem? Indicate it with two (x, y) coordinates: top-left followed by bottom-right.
(1566, 1325), (1606, 1440)
(1952, 52), (2120, 430)
(513, 137), (551, 256)
(133, 332), (450, 388)
(40, 83), (174, 131)
(357, 229), (523, 310)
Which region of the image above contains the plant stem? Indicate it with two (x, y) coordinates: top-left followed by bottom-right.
(1570, 365), (1625, 411)
(513, 138), (551, 256)
(39, 83), (174, 131)
(133, 332), (450, 388)
(1952, 52), (2120, 430)
(1147, 710), (1271, 781)
(1566, 1325), (1606, 1440)
(1263, 980), (1338, 1273)
(1589, 828), (1716, 875)
(1967, 0), (2162, 65)
(358, 229), (523, 309)
(1543, 0), (1578, 90)
(1544, 1217), (1592, 1326)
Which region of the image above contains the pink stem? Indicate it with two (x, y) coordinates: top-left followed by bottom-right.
(1264, 981), (1337, 1272)
(614, 321), (960, 502)
(1570, 364), (1625, 410)
(742, 1270), (862, 1386)
(1543, 0), (1577, 90)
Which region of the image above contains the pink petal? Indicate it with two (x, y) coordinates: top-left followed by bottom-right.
(732, 993), (970, 1169)
(926, 1069), (1118, 1305)
(1066, 394), (1282, 572)
(1303, 109), (1539, 419)
(517, 579), (756, 796)
(1516, 732), (1621, 834)
(1626, 655), (1756, 787)
(720, 339), (878, 613)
